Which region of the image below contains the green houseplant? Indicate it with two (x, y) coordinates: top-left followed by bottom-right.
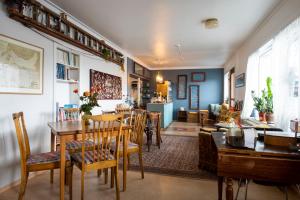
(251, 90), (266, 121)
(265, 77), (274, 123)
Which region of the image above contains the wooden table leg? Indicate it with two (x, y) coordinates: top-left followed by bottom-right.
(218, 176), (223, 200)
(123, 131), (128, 191)
(226, 178), (233, 200)
(50, 131), (54, 183)
(60, 136), (66, 200)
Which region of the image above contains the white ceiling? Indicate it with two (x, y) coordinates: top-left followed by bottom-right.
(50, 0), (281, 69)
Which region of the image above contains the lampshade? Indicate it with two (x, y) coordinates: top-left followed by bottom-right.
(156, 72), (163, 83)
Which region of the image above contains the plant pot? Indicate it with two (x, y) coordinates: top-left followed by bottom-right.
(259, 112), (266, 122)
(265, 113), (274, 124)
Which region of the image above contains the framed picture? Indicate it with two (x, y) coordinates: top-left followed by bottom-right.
(191, 72), (205, 82)
(177, 75), (187, 99)
(189, 85), (199, 110)
(0, 34), (43, 94)
(134, 62), (144, 76)
(90, 69), (122, 100)
(235, 73), (246, 88)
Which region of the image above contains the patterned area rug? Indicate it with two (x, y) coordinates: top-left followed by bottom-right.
(161, 122), (201, 136)
(122, 135), (216, 179)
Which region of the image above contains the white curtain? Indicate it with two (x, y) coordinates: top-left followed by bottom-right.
(272, 18), (300, 131)
(241, 52), (259, 118)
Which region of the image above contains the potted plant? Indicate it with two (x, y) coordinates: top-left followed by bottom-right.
(251, 90), (266, 122)
(265, 77), (274, 123)
(73, 88), (100, 124)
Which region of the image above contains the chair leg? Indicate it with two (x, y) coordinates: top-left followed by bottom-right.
(245, 179), (249, 200)
(285, 186), (288, 200)
(81, 171), (85, 200)
(114, 166), (120, 200)
(235, 179), (242, 200)
(127, 155), (130, 169)
(97, 169), (102, 177)
(110, 168), (115, 188)
(104, 168), (108, 184)
(138, 149), (144, 179)
(18, 171), (28, 200)
(68, 165), (73, 200)
(50, 169), (54, 184)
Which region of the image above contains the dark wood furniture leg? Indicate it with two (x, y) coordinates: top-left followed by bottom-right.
(226, 178), (233, 200)
(50, 131), (54, 183)
(218, 176), (223, 200)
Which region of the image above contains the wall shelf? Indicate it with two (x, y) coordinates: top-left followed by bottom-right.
(6, 0), (125, 70)
(56, 79), (79, 84)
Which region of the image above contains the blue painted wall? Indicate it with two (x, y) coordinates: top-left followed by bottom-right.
(152, 69), (224, 120)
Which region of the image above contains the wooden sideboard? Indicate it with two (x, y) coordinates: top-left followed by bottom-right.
(212, 132), (300, 200)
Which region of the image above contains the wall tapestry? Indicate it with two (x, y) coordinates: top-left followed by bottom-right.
(90, 69), (122, 100)
(0, 34), (43, 94)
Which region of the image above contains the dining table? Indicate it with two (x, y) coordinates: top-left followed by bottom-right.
(48, 120), (131, 200)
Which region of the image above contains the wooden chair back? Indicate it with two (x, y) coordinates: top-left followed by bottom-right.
(149, 112), (161, 133)
(12, 112), (31, 170)
(130, 110), (147, 146)
(62, 108), (79, 121)
(81, 114), (123, 169)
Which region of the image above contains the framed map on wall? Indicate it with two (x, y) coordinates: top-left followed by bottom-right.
(0, 34), (43, 94)
(90, 69), (122, 100)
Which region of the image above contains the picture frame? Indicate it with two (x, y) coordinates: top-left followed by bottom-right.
(0, 34), (44, 94)
(191, 72), (205, 82)
(177, 75), (187, 99)
(134, 62), (144, 76)
(235, 73), (246, 88)
(189, 85), (200, 110)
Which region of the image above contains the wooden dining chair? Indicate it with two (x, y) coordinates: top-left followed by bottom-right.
(71, 114), (123, 200)
(121, 109), (147, 179)
(149, 112), (162, 149)
(12, 112), (73, 200)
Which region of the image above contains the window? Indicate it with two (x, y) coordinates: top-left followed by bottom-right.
(243, 17), (300, 131)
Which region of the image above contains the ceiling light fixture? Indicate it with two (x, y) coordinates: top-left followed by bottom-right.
(203, 18), (219, 29)
(175, 44), (184, 60)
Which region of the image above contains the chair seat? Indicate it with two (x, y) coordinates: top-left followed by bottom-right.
(66, 140), (95, 152)
(118, 141), (139, 152)
(27, 151), (70, 165)
(72, 150), (115, 164)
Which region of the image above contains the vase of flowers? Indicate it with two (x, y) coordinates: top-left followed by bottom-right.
(73, 88), (100, 124)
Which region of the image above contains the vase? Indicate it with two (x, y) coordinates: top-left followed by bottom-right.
(82, 113), (91, 126)
(259, 112), (266, 122)
(265, 113), (274, 124)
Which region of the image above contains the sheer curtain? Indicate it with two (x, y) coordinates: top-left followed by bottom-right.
(241, 52), (259, 118)
(242, 17), (300, 131)
(272, 18), (300, 131)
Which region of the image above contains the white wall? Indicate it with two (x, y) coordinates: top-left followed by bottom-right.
(0, 0), (130, 189)
(224, 0), (300, 101)
(0, 2), (54, 189)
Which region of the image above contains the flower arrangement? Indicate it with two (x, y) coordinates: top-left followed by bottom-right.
(73, 88), (100, 115)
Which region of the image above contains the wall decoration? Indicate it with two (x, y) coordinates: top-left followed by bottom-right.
(6, 0), (124, 70)
(191, 72), (205, 82)
(189, 85), (199, 110)
(134, 62), (144, 76)
(90, 69), (122, 100)
(235, 73), (246, 88)
(177, 75), (187, 99)
(0, 34), (43, 94)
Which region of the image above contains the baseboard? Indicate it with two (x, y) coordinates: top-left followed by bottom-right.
(0, 171), (46, 194)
